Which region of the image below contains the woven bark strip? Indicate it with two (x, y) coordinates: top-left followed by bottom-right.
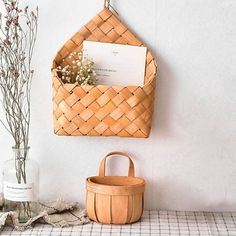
(52, 7), (157, 138)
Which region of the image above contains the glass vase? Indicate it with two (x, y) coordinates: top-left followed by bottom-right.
(2, 147), (39, 223)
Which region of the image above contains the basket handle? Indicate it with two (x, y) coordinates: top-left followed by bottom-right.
(99, 152), (135, 177)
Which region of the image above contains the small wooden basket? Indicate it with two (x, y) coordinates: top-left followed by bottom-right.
(86, 152), (145, 224)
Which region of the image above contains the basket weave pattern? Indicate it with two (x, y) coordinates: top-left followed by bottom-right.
(52, 8), (157, 138)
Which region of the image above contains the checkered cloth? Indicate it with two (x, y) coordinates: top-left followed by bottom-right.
(1, 210), (236, 235)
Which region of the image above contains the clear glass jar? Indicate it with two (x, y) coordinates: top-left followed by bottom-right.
(2, 147), (39, 223)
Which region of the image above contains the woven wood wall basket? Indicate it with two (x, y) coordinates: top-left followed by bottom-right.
(51, 6), (158, 138)
(86, 152), (145, 224)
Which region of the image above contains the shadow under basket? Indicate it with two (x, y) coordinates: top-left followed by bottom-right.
(86, 152), (145, 224)
(51, 7), (157, 138)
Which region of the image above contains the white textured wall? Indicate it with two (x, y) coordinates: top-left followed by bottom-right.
(0, 0), (236, 211)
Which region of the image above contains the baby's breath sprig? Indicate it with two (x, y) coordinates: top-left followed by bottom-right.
(56, 51), (97, 85)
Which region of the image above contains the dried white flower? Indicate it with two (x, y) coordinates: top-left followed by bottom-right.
(56, 51), (97, 85)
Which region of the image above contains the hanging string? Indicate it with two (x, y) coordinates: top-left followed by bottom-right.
(103, 0), (119, 15)
(104, 0), (110, 8)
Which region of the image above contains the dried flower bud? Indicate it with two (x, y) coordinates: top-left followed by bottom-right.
(56, 51), (97, 85)
(25, 6), (28, 14)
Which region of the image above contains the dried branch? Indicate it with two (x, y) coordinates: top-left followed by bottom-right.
(0, 0), (38, 149)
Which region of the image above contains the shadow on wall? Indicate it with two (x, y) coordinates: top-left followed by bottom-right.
(150, 176), (206, 211)
(150, 175), (236, 211)
(152, 54), (176, 137)
(143, 53), (178, 209)
(144, 54), (236, 211)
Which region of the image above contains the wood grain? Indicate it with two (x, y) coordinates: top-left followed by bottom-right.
(86, 152), (145, 224)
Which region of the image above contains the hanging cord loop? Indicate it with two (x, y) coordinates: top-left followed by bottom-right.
(103, 0), (119, 15)
(104, 0), (111, 8)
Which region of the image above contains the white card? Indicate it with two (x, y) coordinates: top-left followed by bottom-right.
(83, 41), (147, 86)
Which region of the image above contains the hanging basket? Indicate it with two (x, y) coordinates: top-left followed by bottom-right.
(51, 5), (158, 138)
(86, 152), (145, 224)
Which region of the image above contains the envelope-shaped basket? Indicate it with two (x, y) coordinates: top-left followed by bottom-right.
(51, 7), (157, 138)
(86, 152), (145, 224)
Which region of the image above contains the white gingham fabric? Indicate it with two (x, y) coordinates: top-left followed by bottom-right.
(0, 210), (236, 236)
